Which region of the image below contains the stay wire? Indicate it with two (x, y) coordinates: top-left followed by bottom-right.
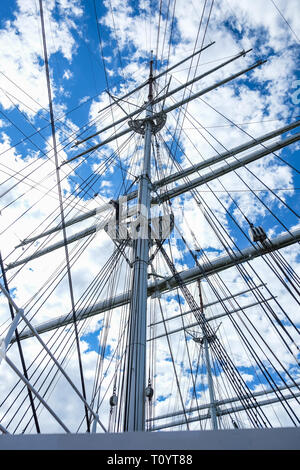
(38, 0), (90, 432)
(162, 0), (177, 89)
(156, 292), (191, 430)
(159, 0), (172, 69)
(0, 79), (116, 200)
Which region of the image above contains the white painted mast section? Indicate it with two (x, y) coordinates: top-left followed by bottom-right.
(123, 55), (154, 432)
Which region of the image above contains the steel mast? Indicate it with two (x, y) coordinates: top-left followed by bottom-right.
(123, 54), (155, 431)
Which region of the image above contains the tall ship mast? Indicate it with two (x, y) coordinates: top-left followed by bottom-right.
(0, 0), (299, 447)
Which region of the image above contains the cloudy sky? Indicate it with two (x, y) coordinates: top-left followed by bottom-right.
(0, 0), (299, 434)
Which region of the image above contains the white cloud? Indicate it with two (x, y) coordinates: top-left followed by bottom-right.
(0, 0), (82, 116)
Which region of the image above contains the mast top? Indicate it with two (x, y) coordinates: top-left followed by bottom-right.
(148, 50), (154, 102)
